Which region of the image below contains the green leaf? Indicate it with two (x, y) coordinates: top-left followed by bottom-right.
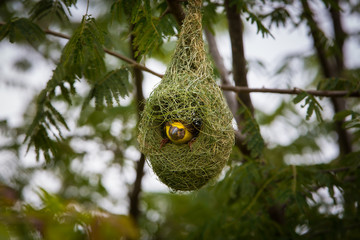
(238, 101), (265, 158)
(335, 111), (360, 130)
(202, 1), (221, 33)
(110, 0), (134, 23)
(26, 124), (58, 162)
(83, 68), (131, 110)
(29, 0), (72, 22)
(317, 76), (360, 92)
(293, 92), (323, 122)
(245, 12), (273, 38)
(130, 1), (177, 56)
(46, 101), (70, 131)
(292, 91), (307, 104)
(230, 0), (273, 38)
(262, 7), (291, 28)
(61, 15), (106, 80)
(0, 18), (45, 44)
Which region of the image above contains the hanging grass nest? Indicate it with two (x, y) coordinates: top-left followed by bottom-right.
(138, 0), (234, 191)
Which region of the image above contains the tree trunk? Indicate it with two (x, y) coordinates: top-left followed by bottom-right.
(300, 0), (352, 156)
(224, 0), (254, 116)
(128, 24), (146, 222)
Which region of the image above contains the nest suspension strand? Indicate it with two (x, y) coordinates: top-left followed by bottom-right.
(137, 0), (234, 191)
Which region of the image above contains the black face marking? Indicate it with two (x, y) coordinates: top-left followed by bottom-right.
(169, 126), (185, 140)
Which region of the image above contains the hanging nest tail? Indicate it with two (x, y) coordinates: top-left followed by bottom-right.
(138, 0), (234, 191)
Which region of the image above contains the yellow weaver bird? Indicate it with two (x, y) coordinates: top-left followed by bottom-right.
(160, 120), (200, 150)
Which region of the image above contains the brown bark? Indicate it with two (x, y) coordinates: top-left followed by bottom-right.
(329, 0), (346, 75)
(128, 154), (145, 221)
(327, 0), (351, 154)
(300, 0), (352, 155)
(301, 0), (334, 77)
(166, 0), (186, 25)
(223, 0), (254, 156)
(128, 25), (146, 222)
(224, 0), (254, 115)
(220, 85), (360, 97)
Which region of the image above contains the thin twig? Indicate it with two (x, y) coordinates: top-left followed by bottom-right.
(220, 85), (360, 97)
(321, 165), (360, 174)
(1, 22), (359, 98)
(103, 47), (164, 78)
(43, 28), (164, 78)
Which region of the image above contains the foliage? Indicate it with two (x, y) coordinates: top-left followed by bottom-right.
(83, 68), (131, 110)
(29, 0), (77, 23)
(293, 91), (323, 122)
(111, 0), (178, 57)
(238, 100), (264, 158)
(0, 187), (139, 240)
(0, 13), (131, 161)
(141, 155), (360, 239)
(0, 17), (45, 44)
(0, 0), (359, 239)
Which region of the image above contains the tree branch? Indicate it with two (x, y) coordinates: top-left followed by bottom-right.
(42, 28), (164, 78)
(1, 21), (359, 99)
(220, 85), (360, 97)
(166, 0), (186, 25)
(300, 0), (334, 77)
(128, 23), (146, 222)
(300, 0), (352, 155)
(329, 0), (346, 75)
(322, 165), (360, 174)
(223, 0), (255, 157)
(224, 0), (254, 114)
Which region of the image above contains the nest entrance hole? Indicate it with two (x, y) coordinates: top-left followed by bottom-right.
(150, 93), (205, 138)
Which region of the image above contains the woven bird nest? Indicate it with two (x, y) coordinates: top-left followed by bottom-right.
(137, 0), (234, 191)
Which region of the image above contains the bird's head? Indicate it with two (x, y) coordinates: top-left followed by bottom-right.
(168, 122), (186, 140)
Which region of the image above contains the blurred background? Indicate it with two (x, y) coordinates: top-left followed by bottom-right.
(0, 0), (360, 239)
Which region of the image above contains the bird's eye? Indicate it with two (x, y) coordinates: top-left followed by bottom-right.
(178, 128), (185, 137)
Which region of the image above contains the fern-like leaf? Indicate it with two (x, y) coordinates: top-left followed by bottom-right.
(25, 88), (70, 162)
(130, 0), (177, 56)
(111, 0), (134, 23)
(29, 0), (73, 22)
(231, 0), (273, 38)
(334, 110), (360, 130)
(245, 12), (274, 38)
(293, 92), (323, 122)
(238, 101), (265, 158)
(0, 18), (45, 44)
(61, 15), (106, 80)
(24, 15), (106, 161)
(26, 123), (58, 162)
(317, 76), (360, 92)
(83, 69), (131, 110)
(261, 7), (291, 28)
